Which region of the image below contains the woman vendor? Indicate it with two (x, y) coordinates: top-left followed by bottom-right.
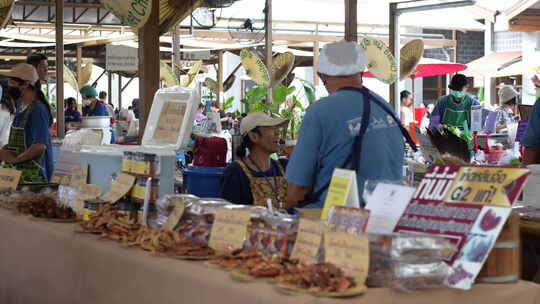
(0, 63), (54, 183)
(430, 73), (480, 129)
(220, 112), (288, 207)
(80, 85), (108, 117)
(495, 84), (519, 133)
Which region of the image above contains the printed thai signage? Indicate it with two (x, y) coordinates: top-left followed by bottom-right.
(100, 0), (151, 29)
(106, 44), (138, 72)
(394, 164), (530, 290)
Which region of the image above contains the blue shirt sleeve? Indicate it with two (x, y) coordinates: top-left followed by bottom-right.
(93, 102), (109, 116)
(74, 110), (82, 122)
(28, 103), (51, 145)
(432, 96), (446, 118)
(523, 98), (540, 149)
(285, 106), (322, 187)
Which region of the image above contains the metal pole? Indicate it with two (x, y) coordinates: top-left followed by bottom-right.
(55, 0), (65, 138)
(265, 0), (272, 102)
(389, 2), (401, 117)
(313, 24), (320, 86)
(344, 0), (357, 41)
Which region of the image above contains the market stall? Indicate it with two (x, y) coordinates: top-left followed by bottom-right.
(1, 208), (540, 304)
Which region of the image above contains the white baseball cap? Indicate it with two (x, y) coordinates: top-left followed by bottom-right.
(240, 112), (288, 136)
(1, 63), (39, 84)
(317, 41), (369, 76)
(498, 84), (519, 104)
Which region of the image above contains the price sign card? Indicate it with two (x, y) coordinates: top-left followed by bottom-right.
(153, 101), (187, 144)
(209, 209), (251, 253)
(365, 183), (415, 234)
(324, 231), (369, 285)
(72, 184), (102, 217)
(0, 168), (21, 189)
(321, 169), (359, 220)
(394, 165), (530, 290)
(290, 219), (326, 264)
(70, 164), (88, 187)
(101, 172), (136, 203)
(327, 206), (369, 235)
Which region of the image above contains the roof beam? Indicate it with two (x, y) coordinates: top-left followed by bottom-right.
(15, 1), (105, 9)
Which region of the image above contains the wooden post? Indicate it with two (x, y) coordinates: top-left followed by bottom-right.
(313, 24), (319, 86)
(138, 0), (160, 138)
(217, 50), (224, 108)
(56, 0), (65, 138)
(107, 71), (112, 106)
(344, 0), (357, 42)
(265, 0), (272, 102)
(76, 44), (82, 85)
(118, 75), (122, 109)
(389, 2), (400, 116)
(172, 24), (182, 81)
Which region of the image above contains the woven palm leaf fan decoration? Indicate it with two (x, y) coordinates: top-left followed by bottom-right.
(182, 60), (202, 87)
(240, 49), (271, 88)
(159, 0), (204, 35)
(360, 37), (398, 85)
(0, 0), (14, 29)
(400, 39), (424, 79)
(64, 65), (79, 92)
(204, 77), (219, 94)
(78, 59), (93, 87)
(271, 52), (295, 88)
(100, 0), (152, 29)
(160, 60), (179, 87)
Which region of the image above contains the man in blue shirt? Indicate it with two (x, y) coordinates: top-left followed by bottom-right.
(80, 85), (108, 117)
(285, 41), (406, 208)
(522, 76), (540, 164)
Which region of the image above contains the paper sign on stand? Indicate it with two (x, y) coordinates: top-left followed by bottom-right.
(364, 183), (415, 234)
(394, 165), (530, 290)
(70, 164), (88, 187)
(153, 101), (188, 144)
(209, 209), (251, 254)
(470, 105), (483, 132)
(321, 169), (359, 220)
(75, 184), (102, 218)
(324, 231), (369, 285)
(101, 172), (136, 203)
(0, 168), (21, 190)
(290, 219), (326, 264)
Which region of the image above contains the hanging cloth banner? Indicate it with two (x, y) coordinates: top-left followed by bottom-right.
(100, 0), (152, 30)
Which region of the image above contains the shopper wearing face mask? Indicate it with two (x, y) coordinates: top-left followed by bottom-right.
(0, 63), (54, 183)
(80, 85), (108, 117)
(430, 73), (480, 130)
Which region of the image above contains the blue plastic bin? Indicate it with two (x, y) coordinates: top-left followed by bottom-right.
(183, 166), (225, 198)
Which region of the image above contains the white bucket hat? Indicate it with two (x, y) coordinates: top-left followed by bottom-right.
(240, 112), (288, 136)
(317, 41), (369, 76)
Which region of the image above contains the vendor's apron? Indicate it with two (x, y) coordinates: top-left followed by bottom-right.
(303, 87), (417, 207)
(5, 104), (45, 184)
(441, 95), (472, 129)
(237, 160), (287, 207)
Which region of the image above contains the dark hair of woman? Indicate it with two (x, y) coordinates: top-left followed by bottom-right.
(11, 77), (53, 127)
(503, 97), (518, 106)
(236, 127), (260, 158)
(400, 90), (411, 101)
(0, 82), (15, 115)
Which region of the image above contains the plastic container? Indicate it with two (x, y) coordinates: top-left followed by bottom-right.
(81, 116), (111, 128)
(183, 166), (224, 198)
(486, 150), (505, 163)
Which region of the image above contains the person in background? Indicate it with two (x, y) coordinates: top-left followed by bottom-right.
(80, 85), (108, 117)
(495, 85), (519, 133)
(0, 63), (54, 182)
(195, 103), (206, 124)
(285, 41), (414, 208)
(220, 112), (289, 206)
(26, 53), (48, 86)
(64, 97), (81, 130)
(522, 76), (540, 164)
(0, 83), (15, 147)
(210, 103), (228, 129)
(400, 90), (414, 127)
(99, 91), (114, 117)
(431, 74), (480, 129)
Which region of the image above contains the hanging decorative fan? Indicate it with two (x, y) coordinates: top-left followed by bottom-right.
(78, 59), (93, 87)
(400, 39), (424, 80)
(271, 52), (295, 87)
(204, 77), (219, 94)
(64, 65), (79, 92)
(159, 0), (204, 35)
(160, 61), (179, 87)
(240, 49), (270, 87)
(0, 0), (14, 29)
(360, 37), (398, 85)
(100, 0), (152, 30)
(182, 60), (202, 87)
(227, 3), (266, 44)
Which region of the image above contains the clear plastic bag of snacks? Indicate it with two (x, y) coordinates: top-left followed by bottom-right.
(391, 262), (451, 292)
(369, 233), (453, 262)
(155, 194), (199, 227)
(245, 210), (298, 256)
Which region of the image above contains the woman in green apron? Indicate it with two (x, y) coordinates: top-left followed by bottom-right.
(0, 63), (54, 183)
(220, 112), (289, 208)
(431, 73), (480, 129)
